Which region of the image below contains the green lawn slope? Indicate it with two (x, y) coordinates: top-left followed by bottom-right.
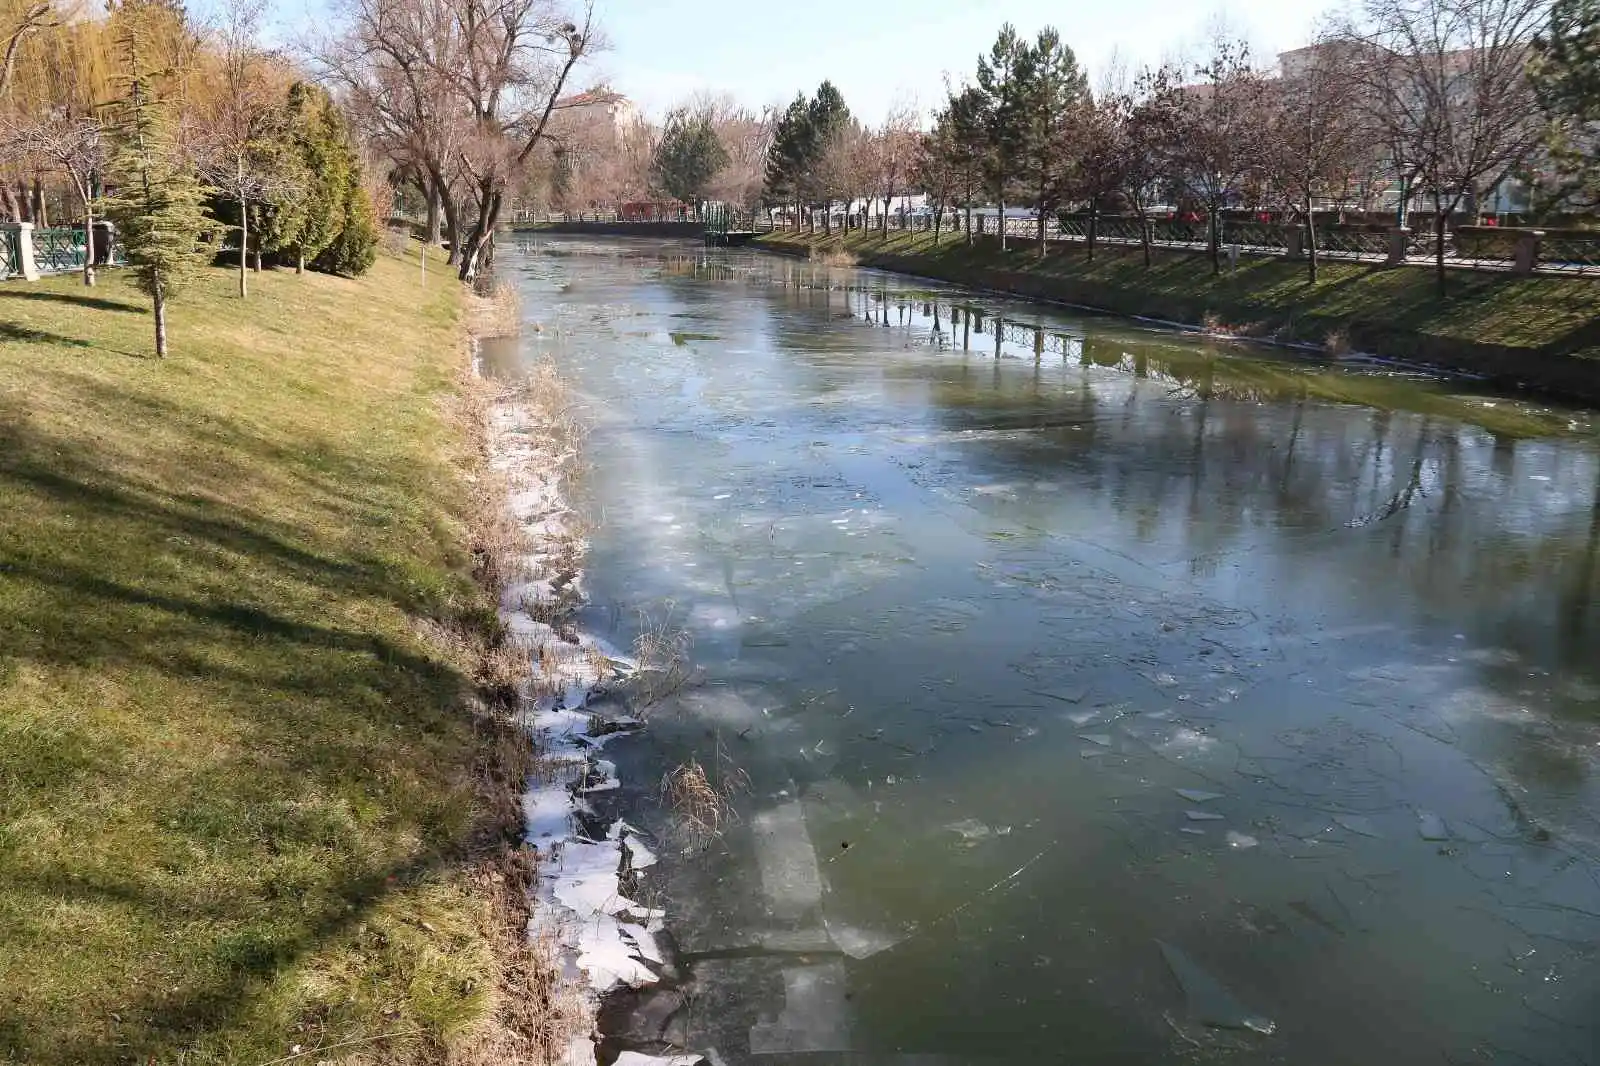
(0, 253), (524, 1062)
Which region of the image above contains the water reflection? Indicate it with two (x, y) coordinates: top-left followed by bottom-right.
(503, 236), (1600, 1066)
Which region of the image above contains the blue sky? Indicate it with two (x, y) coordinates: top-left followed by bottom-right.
(586, 0), (1330, 123)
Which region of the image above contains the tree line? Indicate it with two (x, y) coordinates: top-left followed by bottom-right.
(1, 0), (382, 355)
(764, 0), (1600, 293)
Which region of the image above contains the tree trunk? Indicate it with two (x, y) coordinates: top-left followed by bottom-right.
(16, 181), (29, 221)
(426, 177), (443, 246)
(1086, 201), (1098, 263)
(153, 282), (168, 358)
(1139, 210), (1151, 268)
(965, 201), (973, 246)
(1036, 181), (1047, 260)
(1209, 199), (1221, 275)
(999, 195), (1007, 252)
(0, 183), (18, 222)
(1305, 193), (1318, 285)
(82, 201), (95, 287)
(1434, 192), (1447, 297)
(296, 250), (305, 275)
(32, 177), (46, 227)
(238, 197), (249, 299)
(457, 179), (504, 283)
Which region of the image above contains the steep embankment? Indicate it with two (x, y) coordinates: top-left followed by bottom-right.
(0, 254), (565, 1062)
(760, 228), (1600, 402)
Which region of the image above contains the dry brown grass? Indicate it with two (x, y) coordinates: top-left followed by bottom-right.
(660, 752), (749, 851)
(465, 280), (522, 338)
(811, 246), (860, 268)
(627, 608), (694, 712)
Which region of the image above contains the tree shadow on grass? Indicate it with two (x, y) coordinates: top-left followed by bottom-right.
(0, 427), (495, 1064)
(0, 288), (144, 313)
(0, 319), (150, 359)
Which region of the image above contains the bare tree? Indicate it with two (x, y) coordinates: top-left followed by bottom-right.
(0, 111), (101, 283)
(1171, 36), (1272, 274)
(1119, 63), (1186, 267)
(869, 98), (919, 234)
(447, 0), (591, 280)
(316, 0), (470, 260)
(1345, 0), (1549, 293)
(1265, 36), (1374, 283)
(195, 0), (283, 298)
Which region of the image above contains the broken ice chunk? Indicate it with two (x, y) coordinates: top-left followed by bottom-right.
(1080, 748), (1109, 759)
(1333, 814), (1381, 838)
(1417, 811), (1450, 841)
(1157, 940), (1277, 1035)
(1175, 788), (1224, 803)
(1185, 810), (1226, 822)
(1180, 828), (1207, 836)
(1078, 733), (1114, 747)
(1066, 710), (1100, 726)
(945, 818), (994, 841)
(1225, 831), (1259, 849)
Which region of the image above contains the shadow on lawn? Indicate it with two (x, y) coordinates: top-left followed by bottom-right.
(0, 400), (493, 1063)
(0, 288), (145, 314)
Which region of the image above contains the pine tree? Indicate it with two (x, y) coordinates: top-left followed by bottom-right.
(102, 15), (213, 357)
(1533, 0), (1600, 212)
(765, 95), (812, 220)
(652, 108), (729, 210)
(1013, 28), (1088, 259)
(975, 24), (1029, 251)
(277, 82), (347, 273)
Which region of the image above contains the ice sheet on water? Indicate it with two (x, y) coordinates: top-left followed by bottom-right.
(1066, 710), (1100, 726)
(1185, 810), (1226, 822)
(1225, 831), (1259, 849)
(824, 920), (902, 960)
(1175, 789), (1224, 803)
(1157, 940), (1276, 1035)
(945, 818), (996, 841)
(614, 1053), (706, 1066)
(1079, 733), (1114, 747)
(1334, 814), (1381, 838)
(1417, 811), (1450, 841)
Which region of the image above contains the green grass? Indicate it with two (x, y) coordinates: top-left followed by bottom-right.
(760, 228), (1600, 400)
(0, 254), (513, 1062)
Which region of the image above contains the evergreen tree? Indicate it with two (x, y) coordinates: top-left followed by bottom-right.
(313, 160), (377, 276)
(1533, 0), (1600, 212)
(942, 86), (988, 244)
(1013, 28), (1088, 258)
(652, 108), (729, 210)
(765, 94), (812, 218)
(975, 24), (1029, 251)
(102, 15), (213, 357)
(273, 82), (348, 273)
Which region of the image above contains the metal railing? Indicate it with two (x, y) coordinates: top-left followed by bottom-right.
(0, 227), (19, 278)
(33, 227), (87, 273)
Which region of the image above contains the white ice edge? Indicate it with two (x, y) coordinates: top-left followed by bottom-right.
(482, 372), (682, 1062)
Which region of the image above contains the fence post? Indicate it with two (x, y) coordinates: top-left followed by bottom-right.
(10, 222), (40, 280)
(1514, 230), (1543, 274)
(1386, 227), (1410, 266)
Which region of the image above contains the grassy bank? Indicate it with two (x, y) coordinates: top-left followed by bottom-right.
(0, 254), (544, 1062)
(759, 228), (1600, 401)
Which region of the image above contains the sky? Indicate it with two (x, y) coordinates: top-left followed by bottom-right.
(585, 0), (1332, 125)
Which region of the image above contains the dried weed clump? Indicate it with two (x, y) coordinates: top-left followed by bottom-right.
(628, 608), (694, 712)
(661, 752), (750, 851)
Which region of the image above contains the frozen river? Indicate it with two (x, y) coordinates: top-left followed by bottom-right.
(489, 235), (1600, 1065)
